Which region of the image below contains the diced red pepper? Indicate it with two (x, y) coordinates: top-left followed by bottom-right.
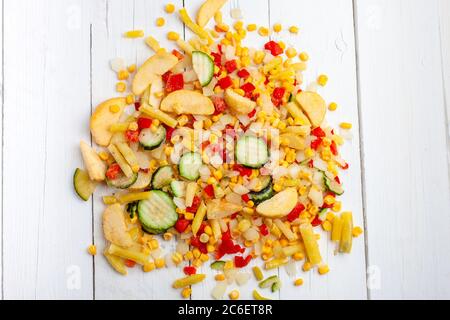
(162, 70), (172, 83)
(271, 97), (282, 108)
(241, 82), (256, 93)
(171, 49), (184, 60)
(247, 108), (257, 118)
(216, 238), (245, 259)
(308, 159), (314, 168)
(124, 259), (136, 268)
(125, 129), (140, 143)
(241, 194), (250, 202)
(224, 60), (238, 73)
(211, 96), (228, 114)
(230, 212), (239, 219)
(232, 164), (252, 177)
(210, 52), (222, 66)
(310, 138), (322, 150)
(259, 224), (269, 236)
(341, 162), (349, 170)
(134, 101), (141, 111)
(217, 76), (233, 89)
(234, 255), (252, 268)
(330, 140), (338, 156)
(106, 163), (121, 180)
(183, 266), (197, 275)
(311, 127), (326, 138)
(190, 236), (208, 254)
(166, 73), (184, 93)
(165, 125), (175, 141)
(311, 216), (323, 227)
(137, 117), (152, 129)
(237, 68), (250, 79)
(175, 218), (190, 233)
(222, 229), (232, 241)
(217, 44), (223, 54)
(201, 140), (211, 151)
(204, 184), (215, 198)
(186, 196), (201, 213)
(334, 176), (341, 184)
(272, 87), (286, 100)
(286, 203), (306, 222)
(264, 40), (283, 56)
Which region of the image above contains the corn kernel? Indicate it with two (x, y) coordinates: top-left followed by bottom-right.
(352, 226), (363, 237)
(163, 232), (173, 241)
(273, 23), (282, 33)
(302, 262), (312, 272)
(332, 201), (342, 212)
(322, 221), (332, 232)
(117, 69), (129, 80)
(289, 26), (299, 34)
(131, 164), (140, 173)
(207, 244), (215, 252)
(324, 195), (336, 206)
(150, 239), (159, 249)
(98, 151), (109, 161)
(184, 251), (194, 260)
(273, 184), (282, 192)
(181, 287), (192, 299)
(199, 233), (210, 244)
(184, 212), (194, 220)
(294, 278), (304, 286)
(213, 170), (223, 181)
(234, 21), (244, 30)
(124, 30), (144, 38)
(258, 26), (269, 37)
(200, 253), (209, 262)
(317, 74), (328, 86)
(126, 94), (135, 105)
(207, 177), (217, 185)
(167, 31), (180, 41)
(328, 102), (338, 111)
(293, 252), (304, 261)
(127, 64), (136, 73)
(238, 219), (251, 232)
(247, 23), (257, 31)
(318, 264), (330, 275)
(128, 121), (138, 131)
(299, 52), (309, 61)
(214, 11), (222, 24)
(116, 82), (126, 92)
(193, 248), (201, 259)
(155, 258), (165, 268)
(165, 3), (175, 14)
(247, 200), (254, 207)
(192, 259), (202, 268)
(87, 245), (96, 256)
(340, 122), (352, 130)
(229, 290), (240, 300)
(215, 274), (226, 281)
(286, 47), (297, 58)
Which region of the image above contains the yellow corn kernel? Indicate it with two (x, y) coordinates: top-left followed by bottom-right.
(150, 239), (159, 250)
(258, 26), (269, 37)
(286, 47), (297, 58)
(184, 251), (194, 261)
(294, 278), (304, 286)
(117, 69), (129, 80)
(199, 233), (209, 244)
(326, 212), (335, 222)
(88, 245), (97, 256)
(328, 102), (338, 111)
(185, 212), (194, 220)
(241, 56), (251, 67)
(322, 220), (332, 232)
(318, 264), (330, 275)
(207, 177), (217, 185)
(192, 259), (202, 268)
(213, 170), (223, 181)
(324, 195), (336, 206)
(165, 3), (175, 14)
(332, 201), (342, 212)
(163, 232), (173, 241)
(128, 121), (138, 131)
(127, 64), (136, 73)
(181, 287), (192, 298)
(243, 207), (254, 215)
(238, 219), (251, 232)
(234, 20), (244, 30)
(217, 23), (230, 32)
(131, 164), (140, 173)
(98, 151), (110, 161)
(229, 290), (240, 300)
(273, 23), (282, 33)
(352, 226), (363, 237)
(293, 252), (304, 261)
(273, 184), (282, 192)
(215, 274), (226, 281)
(247, 23), (257, 31)
(299, 52), (309, 61)
(317, 74), (328, 86)
(156, 17), (165, 27)
(124, 30), (144, 38)
(142, 262), (155, 273)
(252, 266), (264, 281)
(167, 31), (180, 41)
(302, 261), (312, 272)
(172, 252), (183, 264)
(116, 82), (126, 92)
(340, 122), (352, 130)
(155, 258), (165, 268)
(193, 248), (201, 259)
(289, 26), (299, 34)
(247, 200), (255, 208)
(145, 36), (160, 52)
(125, 94), (135, 105)
(304, 147), (314, 158)
(200, 253), (209, 262)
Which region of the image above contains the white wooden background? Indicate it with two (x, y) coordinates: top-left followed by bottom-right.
(1, 0), (449, 300)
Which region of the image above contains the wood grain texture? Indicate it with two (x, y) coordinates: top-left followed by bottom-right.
(0, 0), (3, 300)
(439, 0), (450, 144)
(270, 0), (367, 300)
(355, 0), (450, 299)
(2, 0), (94, 299)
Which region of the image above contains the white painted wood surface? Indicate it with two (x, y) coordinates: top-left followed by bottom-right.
(1, 0), (449, 300)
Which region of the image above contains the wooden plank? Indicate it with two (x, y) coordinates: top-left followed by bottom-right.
(92, 0), (185, 300)
(183, 0), (273, 301)
(0, 0), (3, 300)
(439, 0), (450, 129)
(355, 0), (450, 299)
(269, 0), (367, 300)
(2, 0), (94, 299)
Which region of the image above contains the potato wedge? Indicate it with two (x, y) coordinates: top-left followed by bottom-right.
(224, 88), (256, 114)
(197, 0), (228, 27)
(280, 133), (306, 150)
(206, 200), (243, 219)
(149, 76), (164, 109)
(102, 204), (133, 248)
(285, 102), (311, 126)
(80, 141), (106, 181)
(160, 90), (214, 115)
(90, 97), (126, 146)
(256, 187), (298, 218)
(295, 91), (326, 127)
(132, 51), (178, 95)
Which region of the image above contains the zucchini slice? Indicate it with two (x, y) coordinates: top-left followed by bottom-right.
(151, 165), (174, 189)
(192, 51), (214, 87)
(129, 171), (151, 190)
(179, 152), (203, 181)
(324, 176), (344, 196)
(105, 164), (138, 189)
(139, 126), (166, 150)
(126, 201), (139, 219)
(137, 190), (178, 234)
(170, 180), (186, 197)
(210, 260), (226, 270)
(235, 135), (269, 168)
(249, 182), (274, 204)
(73, 168), (97, 201)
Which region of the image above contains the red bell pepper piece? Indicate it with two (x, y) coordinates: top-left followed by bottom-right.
(210, 52), (222, 66)
(286, 203), (306, 222)
(175, 218), (190, 233)
(259, 224), (269, 236)
(308, 160), (314, 168)
(237, 68), (250, 79)
(241, 194), (250, 202)
(334, 176), (341, 184)
(264, 40), (283, 56)
(234, 255), (252, 268)
(137, 117), (152, 129)
(247, 108), (257, 118)
(217, 76), (233, 89)
(166, 73), (184, 93)
(162, 70), (172, 82)
(105, 163), (121, 180)
(232, 164), (252, 177)
(124, 259), (136, 268)
(186, 196), (201, 213)
(171, 49), (184, 60)
(241, 82), (256, 93)
(165, 125), (175, 141)
(310, 138), (322, 150)
(190, 236), (208, 254)
(125, 129), (140, 143)
(272, 87), (286, 100)
(311, 216), (323, 227)
(311, 127), (326, 138)
(330, 140), (338, 155)
(224, 60), (237, 73)
(204, 184), (215, 198)
(183, 266), (197, 275)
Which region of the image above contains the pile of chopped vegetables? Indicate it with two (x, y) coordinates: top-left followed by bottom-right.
(76, 0), (362, 300)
